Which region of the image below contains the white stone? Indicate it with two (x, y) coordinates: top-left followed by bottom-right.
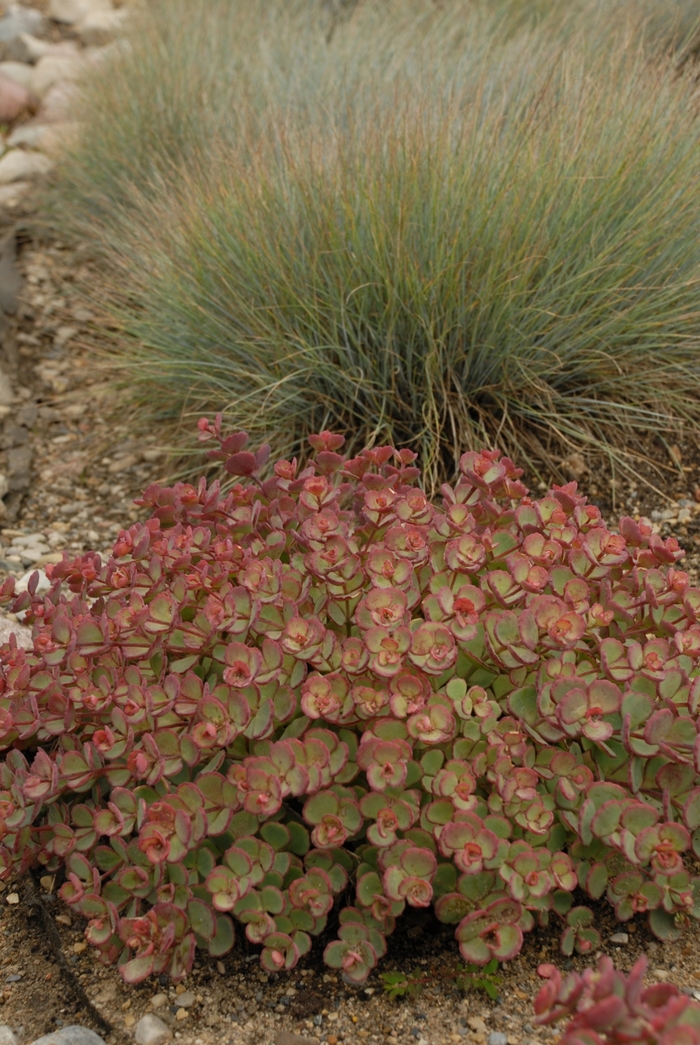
(0, 150), (52, 183)
(7, 120), (80, 155)
(11, 532), (48, 547)
(27, 1029), (107, 1045)
(15, 568), (50, 595)
(0, 473), (7, 498)
(19, 33), (79, 61)
(0, 62), (33, 89)
(6, 123), (43, 148)
(77, 7), (128, 45)
(174, 991), (195, 1008)
(148, 995), (167, 1011)
(31, 54), (84, 96)
(134, 1015), (172, 1045)
(48, 0), (113, 26)
(37, 80), (78, 122)
(0, 5), (46, 43)
(0, 1027), (18, 1045)
(0, 181), (28, 207)
(0, 615), (32, 649)
(610, 932), (629, 945)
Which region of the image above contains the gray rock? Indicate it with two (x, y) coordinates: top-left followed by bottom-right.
(487, 1035), (508, 1045)
(0, 1027), (19, 1045)
(0, 5), (46, 44)
(134, 1015), (172, 1045)
(48, 0), (113, 26)
(610, 932), (629, 944)
(27, 1029), (106, 1045)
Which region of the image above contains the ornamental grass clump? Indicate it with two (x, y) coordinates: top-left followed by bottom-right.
(48, 0), (700, 485)
(94, 45), (700, 487)
(1, 424), (700, 983)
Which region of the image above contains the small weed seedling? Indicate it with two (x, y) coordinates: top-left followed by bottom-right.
(381, 959), (502, 1001)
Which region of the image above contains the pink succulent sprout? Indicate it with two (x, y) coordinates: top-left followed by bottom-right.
(534, 955), (700, 1045)
(456, 897), (524, 964)
(388, 669), (431, 718)
(1, 421), (700, 986)
(382, 846), (437, 907)
(553, 680), (622, 743)
(439, 813), (507, 873)
(356, 735), (412, 792)
(323, 923), (378, 983)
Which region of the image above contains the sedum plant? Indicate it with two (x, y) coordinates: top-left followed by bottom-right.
(1, 421), (700, 983)
(535, 955), (700, 1045)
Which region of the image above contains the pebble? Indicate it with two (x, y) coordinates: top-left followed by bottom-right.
(149, 994), (168, 1010)
(488, 1035), (508, 1045)
(0, 616), (31, 648)
(273, 1034), (317, 1045)
(0, 1028), (18, 1045)
(78, 7), (129, 45)
(5, 893), (18, 905)
(174, 991), (195, 1008)
(0, 61), (33, 88)
(610, 932), (629, 944)
(0, 181), (28, 208)
(15, 568), (50, 594)
(134, 1016), (172, 1045)
(0, 150), (53, 184)
(0, 70), (31, 122)
(48, 0), (113, 25)
(468, 1018), (488, 1035)
(20, 33), (80, 61)
(26, 1029), (106, 1045)
(0, 5), (46, 45)
(31, 54), (84, 96)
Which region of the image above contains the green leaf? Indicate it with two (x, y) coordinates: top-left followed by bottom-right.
(208, 914), (235, 957)
(188, 898), (215, 940)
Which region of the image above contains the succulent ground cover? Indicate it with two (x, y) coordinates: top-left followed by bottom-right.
(0, 423), (700, 989)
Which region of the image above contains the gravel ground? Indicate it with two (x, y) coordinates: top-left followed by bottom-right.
(3, 870), (700, 1045)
